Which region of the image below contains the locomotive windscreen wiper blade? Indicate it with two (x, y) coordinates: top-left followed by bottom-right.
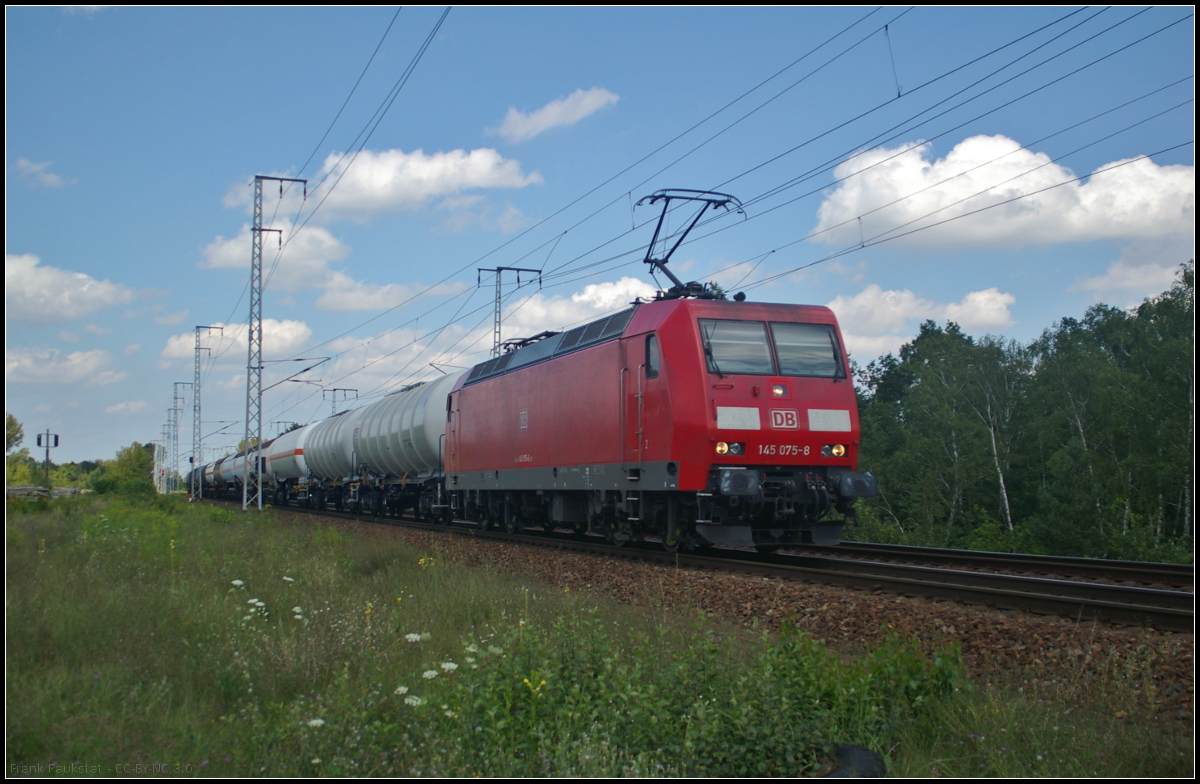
(702, 323), (725, 379)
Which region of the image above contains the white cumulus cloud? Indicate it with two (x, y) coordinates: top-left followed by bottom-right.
(489, 87), (620, 143)
(1071, 236), (1194, 305)
(201, 220), (350, 292)
(827, 284), (1015, 360)
(5, 253), (135, 324)
(160, 319), (313, 362)
(813, 135), (1195, 251)
(501, 277), (656, 340)
(200, 218), (468, 312)
(13, 158), (74, 188)
(311, 147), (541, 221)
(104, 400), (148, 415)
(5, 347), (128, 386)
(314, 273), (466, 313)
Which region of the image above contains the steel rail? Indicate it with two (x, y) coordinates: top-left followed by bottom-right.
(808, 540), (1194, 586)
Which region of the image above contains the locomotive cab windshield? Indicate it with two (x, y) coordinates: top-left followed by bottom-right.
(699, 318), (845, 378)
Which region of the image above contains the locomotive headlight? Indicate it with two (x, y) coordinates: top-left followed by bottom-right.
(716, 442), (729, 455)
(716, 441), (745, 456)
(822, 444), (847, 458)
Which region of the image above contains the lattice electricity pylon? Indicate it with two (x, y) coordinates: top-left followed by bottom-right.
(243, 174), (305, 511)
(193, 325), (222, 499)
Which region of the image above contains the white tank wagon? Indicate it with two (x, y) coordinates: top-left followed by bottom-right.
(354, 372), (466, 479)
(270, 373), (466, 515)
(303, 407), (367, 481)
(263, 425), (311, 504)
(215, 453), (243, 487)
(265, 424), (311, 480)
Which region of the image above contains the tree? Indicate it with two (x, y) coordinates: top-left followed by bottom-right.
(5, 413), (35, 486)
(90, 442), (156, 497)
(6, 413), (24, 455)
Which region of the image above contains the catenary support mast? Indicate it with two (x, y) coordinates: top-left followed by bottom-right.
(243, 175), (304, 511)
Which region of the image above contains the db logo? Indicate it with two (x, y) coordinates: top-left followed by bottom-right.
(770, 409), (799, 429)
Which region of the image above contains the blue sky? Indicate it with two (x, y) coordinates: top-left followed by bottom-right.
(6, 6), (1194, 464)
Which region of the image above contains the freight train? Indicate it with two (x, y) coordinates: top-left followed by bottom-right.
(188, 191), (877, 550)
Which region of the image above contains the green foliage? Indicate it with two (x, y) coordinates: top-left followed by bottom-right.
(90, 442), (156, 497)
(856, 261), (1194, 562)
(6, 412), (24, 454)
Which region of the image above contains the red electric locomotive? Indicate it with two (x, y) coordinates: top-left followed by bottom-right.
(446, 190), (876, 550)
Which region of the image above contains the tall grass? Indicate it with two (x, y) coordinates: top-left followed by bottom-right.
(6, 496), (1188, 777)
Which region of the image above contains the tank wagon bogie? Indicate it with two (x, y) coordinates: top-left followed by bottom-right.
(192, 295), (875, 550)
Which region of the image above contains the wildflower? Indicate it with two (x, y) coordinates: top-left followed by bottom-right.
(306, 718), (325, 728)
(441, 661), (459, 672)
(248, 598), (259, 605)
(231, 580), (245, 587)
(394, 686), (409, 695)
(423, 670), (438, 680)
(464, 643), (479, 653)
(292, 606), (302, 614)
(283, 576), (295, 582)
(488, 645), (503, 655)
(294, 615), (304, 620)
(404, 696), (423, 706)
(311, 758), (321, 765)
(405, 633), (422, 643)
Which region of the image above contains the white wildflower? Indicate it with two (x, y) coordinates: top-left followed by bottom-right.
(306, 718), (325, 728)
(311, 758), (321, 765)
(441, 661), (459, 672)
(248, 598), (259, 604)
(292, 606), (302, 614)
(488, 645), (503, 655)
(405, 633), (421, 643)
(394, 686), (409, 695)
(422, 670), (438, 680)
(464, 643), (479, 653)
(404, 696), (423, 706)
(293, 615), (304, 620)
(231, 580), (245, 588)
(283, 576), (295, 582)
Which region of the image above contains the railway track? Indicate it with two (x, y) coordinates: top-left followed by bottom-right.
(791, 540), (1194, 590)
(220, 500), (1195, 633)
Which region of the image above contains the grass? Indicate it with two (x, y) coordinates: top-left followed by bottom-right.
(5, 494), (1192, 777)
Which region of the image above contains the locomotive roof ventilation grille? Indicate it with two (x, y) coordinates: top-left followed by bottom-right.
(465, 306), (637, 386)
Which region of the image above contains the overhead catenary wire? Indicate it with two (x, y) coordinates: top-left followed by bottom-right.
(216, 9), (1189, 432)
(267, 6), (890, 362)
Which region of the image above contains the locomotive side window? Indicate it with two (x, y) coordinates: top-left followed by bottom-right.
(645, 333), (660, 378)
(699, 319), (775, 375)
(770, 322), (845, 378)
